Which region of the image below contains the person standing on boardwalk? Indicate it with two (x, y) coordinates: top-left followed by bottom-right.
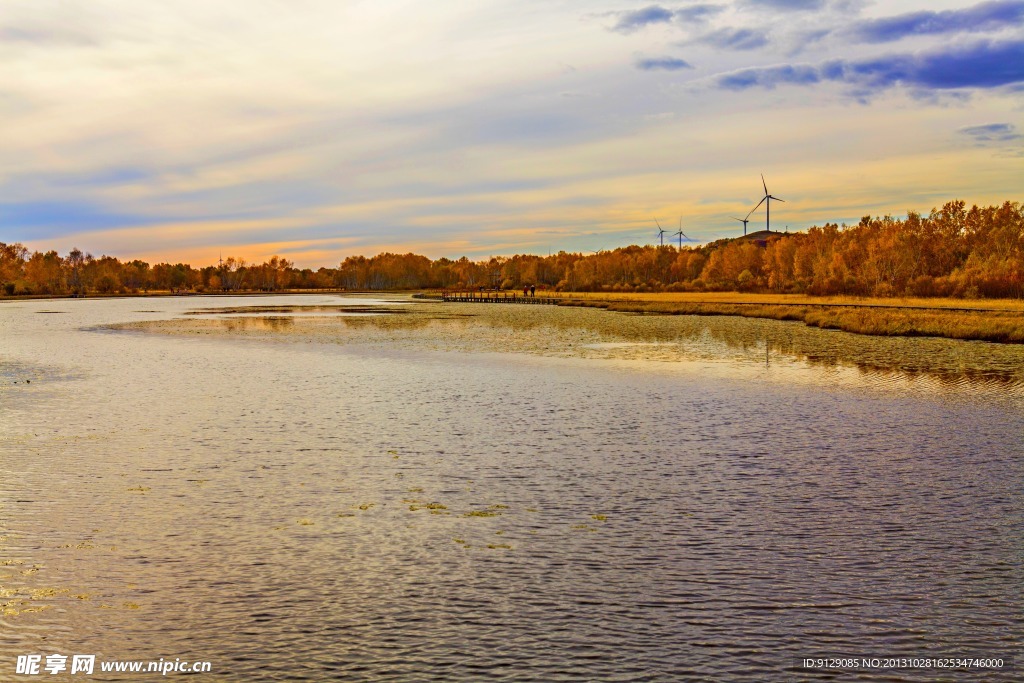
(530, 284), (536, 297)
(523, 285), (529, 297)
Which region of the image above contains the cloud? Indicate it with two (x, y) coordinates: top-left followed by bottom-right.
(742, 0), (826, 10)
(675, 4), (725, 23)
(612, 5), (675, 33)
(0, 24), (97, 46)
(716, 39), (1024, 93)
(719, 64), (819, 89)
(849, 1), (1024, 43)
(610, 4), (724, 33)
(0, 199), (154, 242)
(698, 28), (769, 50)
(959, 123), (1022, 142)
(636, 56), (694, 70)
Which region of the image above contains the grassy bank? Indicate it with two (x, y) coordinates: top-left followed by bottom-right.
(554, 293), (1024, 343)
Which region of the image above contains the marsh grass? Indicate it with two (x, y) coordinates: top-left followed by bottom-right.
(558, 293), (1024, 343)
(555, 291), (1024, 311)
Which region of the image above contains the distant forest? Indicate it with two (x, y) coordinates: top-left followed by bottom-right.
(2, 201), (1022, 299)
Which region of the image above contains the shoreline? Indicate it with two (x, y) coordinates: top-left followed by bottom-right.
(0, 289), (353, 303)
(555, 296), (1024, 344)
(7, 287), (1023, 344)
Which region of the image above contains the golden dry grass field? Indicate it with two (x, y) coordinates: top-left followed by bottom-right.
(538, 291), (1024, 343)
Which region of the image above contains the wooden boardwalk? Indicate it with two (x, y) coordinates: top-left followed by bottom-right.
(440, 290), (560, 305)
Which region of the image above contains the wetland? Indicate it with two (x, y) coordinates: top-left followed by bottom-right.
(1, 293), (1021, 681)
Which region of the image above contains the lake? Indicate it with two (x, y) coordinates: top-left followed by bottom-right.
(1, 294), (1021, 681)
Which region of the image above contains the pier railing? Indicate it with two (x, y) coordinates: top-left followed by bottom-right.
(438, 289), (561, 305)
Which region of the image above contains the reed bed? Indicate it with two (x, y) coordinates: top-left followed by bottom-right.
(557, 297), (1024, 343)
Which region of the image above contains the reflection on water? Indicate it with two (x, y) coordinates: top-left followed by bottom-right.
(185, 304), (407, 316)
(135, 298), (1024, 402)
(219, 316), (295, 332)
(0, 294), (1021, 682)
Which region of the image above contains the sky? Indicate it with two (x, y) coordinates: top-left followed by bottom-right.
(1, 0), (1022, 267)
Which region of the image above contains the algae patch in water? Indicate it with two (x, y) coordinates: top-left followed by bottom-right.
(409, 503), (447, 512)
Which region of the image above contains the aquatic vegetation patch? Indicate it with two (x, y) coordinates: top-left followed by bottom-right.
(408, 502), (447, 512)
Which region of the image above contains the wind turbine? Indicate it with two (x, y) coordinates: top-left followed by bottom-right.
(673, 217), (696, 248)
(654, 218), (667, 246)
(750, 174), (785, 233)
(732, 216), (751, 236)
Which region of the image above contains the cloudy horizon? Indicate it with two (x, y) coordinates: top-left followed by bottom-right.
(2, 0), (1022, 267)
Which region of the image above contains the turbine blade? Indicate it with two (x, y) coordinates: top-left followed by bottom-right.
(761, 174), (768, 195)
(750, 196), (766, 214)
(769, 196), (786, 203)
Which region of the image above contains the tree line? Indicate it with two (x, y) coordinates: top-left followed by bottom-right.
(1, 200), (1021, 298)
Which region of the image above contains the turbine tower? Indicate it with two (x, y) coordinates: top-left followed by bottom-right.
(654, 218), (667, 246)
(732, 216), (751, 236)
(673, 217), (694, 248)
(751, 174), (785, 232)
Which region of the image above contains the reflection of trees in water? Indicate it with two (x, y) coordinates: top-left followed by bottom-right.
(851, 364), (1023, 393)
(688, 315), (1024, 391)
(412, 305), (1024, 393)
(191, 305), (404, 315)
(208, 302), (1024, 394)
(219, 316), (295, 332)
(713, 317), (1024, 392)
(338, 314), (464, 331)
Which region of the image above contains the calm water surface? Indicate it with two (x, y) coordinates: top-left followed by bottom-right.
(1, 295), (1021, 681)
